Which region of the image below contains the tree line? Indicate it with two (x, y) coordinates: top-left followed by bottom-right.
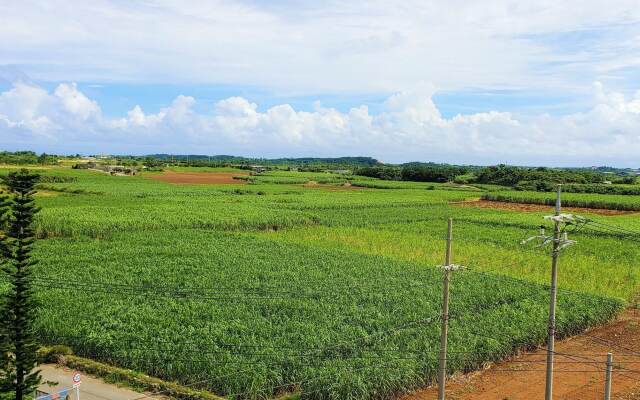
(354, 164), (637, 187)
(354, 164), (468, 183)
(0, 152), (58, 166)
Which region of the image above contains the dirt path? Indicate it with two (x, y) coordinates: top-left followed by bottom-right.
(38, 364), (163, 400)
(401, 309), (640, 400)
(147, 171), (248, 184)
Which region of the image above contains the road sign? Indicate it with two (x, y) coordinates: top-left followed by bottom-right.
(72, 372), (81, 384)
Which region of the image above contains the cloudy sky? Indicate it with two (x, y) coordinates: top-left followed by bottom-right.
(1, 0), (639, 166)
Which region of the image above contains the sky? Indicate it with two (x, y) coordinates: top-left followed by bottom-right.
(0, 1), (639, 166)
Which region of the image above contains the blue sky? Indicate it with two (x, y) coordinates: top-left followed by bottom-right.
(3, 82), (586, 119)
(0, 1), (639, 166)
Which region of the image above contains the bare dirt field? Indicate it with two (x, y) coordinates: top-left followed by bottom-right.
(401, 309), (640, 400)
(148, 171), (248, 184)
(453, 199), (636, 216)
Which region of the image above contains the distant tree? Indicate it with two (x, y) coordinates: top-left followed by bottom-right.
(0, 190), (11, 400)
(474, 164), (525, 186)
(143, 156), (161, 168)
(36, 153), (47, 165)
(400, 165), (467, 183)
(353, 166), (401, 180)
(0, 170), (42, 400)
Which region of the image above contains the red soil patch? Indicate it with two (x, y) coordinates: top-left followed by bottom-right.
(401, 309), (640, 400)
(452, 199), (636, 216)
(148, 171), (248, 184)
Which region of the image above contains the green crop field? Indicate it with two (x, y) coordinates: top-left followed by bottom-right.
(482, 190), (640, 211)
(3, 167), (640, 399)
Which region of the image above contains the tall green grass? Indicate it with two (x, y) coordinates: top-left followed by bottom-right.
(31, 231), (621, 399)
(482, 191), (640, 211)
(14, 166), (638, 399)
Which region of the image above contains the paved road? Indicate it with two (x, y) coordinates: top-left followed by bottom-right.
(37, 364), (148, 400)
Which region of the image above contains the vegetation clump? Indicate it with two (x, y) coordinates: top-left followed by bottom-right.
(0, 170), (42, 400)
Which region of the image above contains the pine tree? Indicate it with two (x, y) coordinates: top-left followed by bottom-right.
(0, 170), (42, 400)
(0, 188), (12, 400)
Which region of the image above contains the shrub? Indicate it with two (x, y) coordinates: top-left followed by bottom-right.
(37, 345), (73, 363)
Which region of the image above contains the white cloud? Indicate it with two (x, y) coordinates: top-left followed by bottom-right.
(54, 83), (100, 120)
(0, 80), (639, 166)
(1, 1), (639, 94)
(0, 82), (54, 133)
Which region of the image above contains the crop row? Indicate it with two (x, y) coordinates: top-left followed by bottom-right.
(482, 191), (640, 211)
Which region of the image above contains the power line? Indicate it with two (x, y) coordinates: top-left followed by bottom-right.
(224, 357), (404, 399)
(128, 314), (441, 400)
(49, 330), (640, 360)
(29, 279), (438, 302)
(222, 316), (438, 399)
(460, 317), (640, 382)
(581, 331), (640, 357)
(578, 218), (640, 242)
(76, 347), (640, 365)
(585, 219), (640, 236)
(29, 275), (438, 293)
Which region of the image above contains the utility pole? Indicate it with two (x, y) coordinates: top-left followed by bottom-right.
(604, 352), (613, 400)
(544, 184), (562, 400)
(522, 185), (578, 400)
(438, 218), (463, 400)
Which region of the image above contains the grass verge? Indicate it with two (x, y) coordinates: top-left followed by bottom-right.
(59, 355), (224, 400)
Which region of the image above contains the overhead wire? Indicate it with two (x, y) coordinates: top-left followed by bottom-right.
(128, 313), (442, 399)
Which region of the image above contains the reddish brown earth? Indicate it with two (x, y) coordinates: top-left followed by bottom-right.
(452, 199), (636, 216)
(401, 309), (640, 400)
(148, 171), (248, 184)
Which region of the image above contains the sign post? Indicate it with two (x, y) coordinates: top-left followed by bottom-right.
(72, 372), (82, 400)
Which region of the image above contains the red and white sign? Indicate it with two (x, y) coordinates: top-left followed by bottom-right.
(72, 372), (82, 384)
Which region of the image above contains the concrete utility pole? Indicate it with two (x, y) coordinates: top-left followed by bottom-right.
(521, 185), (578, 400)
(604, 352), (613, 400)
(544, 184), (562, 400)
(438, 218), (458, 400)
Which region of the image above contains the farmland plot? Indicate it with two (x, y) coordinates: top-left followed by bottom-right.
(3, 167), (638, 399)
(32, 231), (621, 399)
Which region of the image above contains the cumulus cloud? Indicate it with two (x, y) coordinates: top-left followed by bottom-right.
(53, 83), (100, 120)
(0, 81), (639, 166)
(0, 82), (54, 134)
